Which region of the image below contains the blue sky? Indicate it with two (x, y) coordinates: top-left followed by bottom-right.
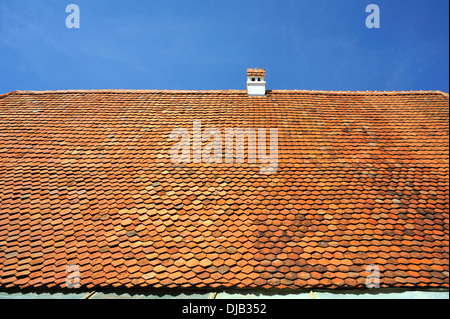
(0, 0), (448, 93)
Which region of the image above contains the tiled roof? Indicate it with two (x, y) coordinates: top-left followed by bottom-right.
(247, 68), (266, 77)
(0, 89), (448, 290)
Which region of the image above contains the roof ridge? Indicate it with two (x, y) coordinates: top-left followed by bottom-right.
(12, 89), (246, 94)
(0, 90), (18, 99)
(6, 89), (449, 96)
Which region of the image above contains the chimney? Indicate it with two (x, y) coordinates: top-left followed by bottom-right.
(247, 68), (266, 97)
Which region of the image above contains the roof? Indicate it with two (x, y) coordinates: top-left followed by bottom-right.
(247, 68), (266, 77)
(0, 89), (448, 290)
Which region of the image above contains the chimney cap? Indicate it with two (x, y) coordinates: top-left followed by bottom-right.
(247, 68), (266, 77)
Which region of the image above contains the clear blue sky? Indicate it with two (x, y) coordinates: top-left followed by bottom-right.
(0, 0), (448, 93)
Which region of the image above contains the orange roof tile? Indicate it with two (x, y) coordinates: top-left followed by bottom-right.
(0, 89), (448, 290)
(247, 68), (266, 77)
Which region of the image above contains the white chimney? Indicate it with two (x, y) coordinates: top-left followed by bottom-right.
(247, 68), (266, 97)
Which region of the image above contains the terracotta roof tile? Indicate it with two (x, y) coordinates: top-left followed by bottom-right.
(0, 89), (448, 290)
